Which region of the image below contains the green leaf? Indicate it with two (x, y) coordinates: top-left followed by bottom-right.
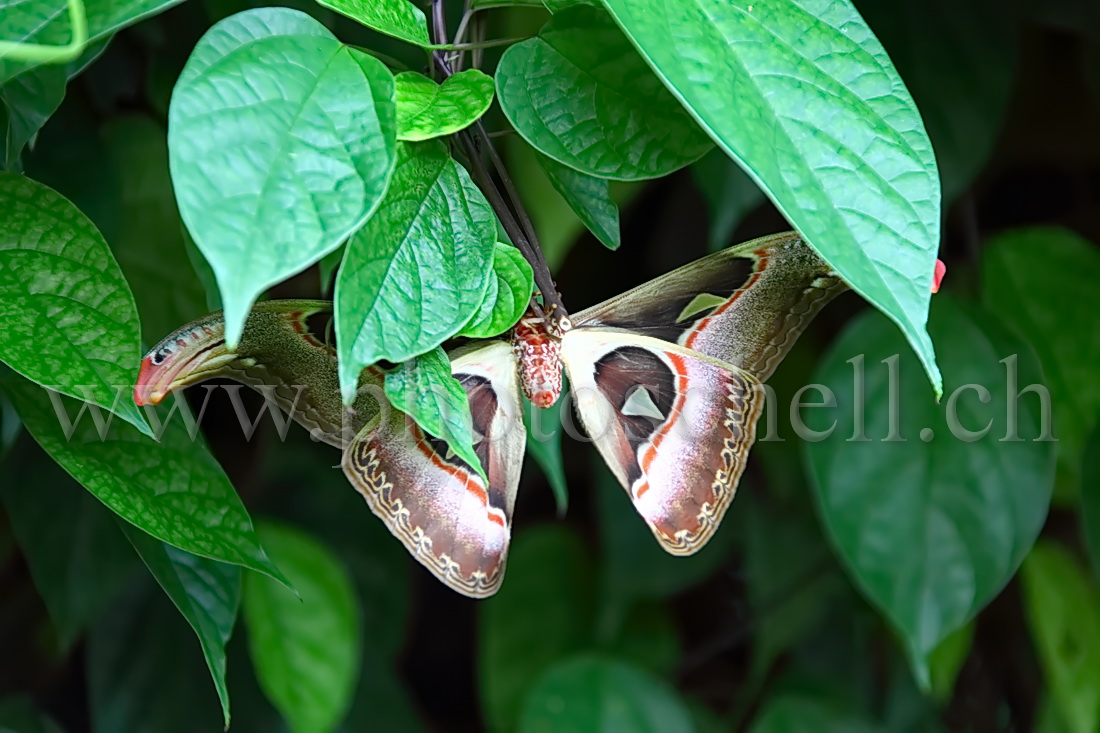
(524, 392), (568, 515)
(122, 524), (241, 727)
(0, 65), (66, 170)
(804, 296), (1055, 674)
(1082, 421), (1100, 579)
(928, 622), (974, 704)
(601, 0), (943, 396)
(595, 458), (738, 600)
(0, 373), (287, 585)
(313, 0), (431, 47)
(383, 346), (484, 481)
(535, 153), (620, 250)
(1021, 541), (1100, 733)
(0, 172), (150, 435)
(598, 600), (680, 675)
(748, 694), (879, 733)
(519, 655), (693, 733)
(319, 243), (344, 294)
(460, 242), (535, 338)
(168, 7), (397, 347)
(1, 452), (139, 648)
(335, 139), (495, 401)
(855, 0), (1017, 205)
(983, 227), (1100, 479)
(480, 526), (594, 732)
(87, 579), (224, 732)
(690, 149), (764, 251)
(244, 522), (360, 733)
(495, 5), (713, 181)
(0, 696), (63, 733)
(395, 70), (496, 142)
(0, 0), (184, 84)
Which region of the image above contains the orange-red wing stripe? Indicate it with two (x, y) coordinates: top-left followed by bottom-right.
(683, 250), (770, 350)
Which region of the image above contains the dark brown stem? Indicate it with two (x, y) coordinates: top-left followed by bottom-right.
(428, 0), (568, 319)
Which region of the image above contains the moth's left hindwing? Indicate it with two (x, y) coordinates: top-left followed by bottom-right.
(342, 341), (525, 598)
(561, 330), (764, 555)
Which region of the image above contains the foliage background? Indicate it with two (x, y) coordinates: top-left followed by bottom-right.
(2, 0), (1100, 731)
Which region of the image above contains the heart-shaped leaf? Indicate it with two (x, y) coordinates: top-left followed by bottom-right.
(335, 139), (495, 401)
(395, 70), (496, 142)
(243, 522), (360, 733)
(804, 297), (1054, 679)
(168, 7), (397, 347)
(602, 0), (943, 395)
(519, 655), (693, 732)
(460, 242), (535, 339)
(0, 173), (150, 435)
(495, 5), (713, 181)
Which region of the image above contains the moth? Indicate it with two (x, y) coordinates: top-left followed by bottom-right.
(136, 232), (848, 598)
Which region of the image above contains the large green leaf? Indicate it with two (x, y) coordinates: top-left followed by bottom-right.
(748, 695), (878, 733)
(1, 451), (139, 648)
(804, 297), (1054, 679)
(0, 172), (150, 435)
(535, 153), (620, 250)
(519, 655), (693, 733)
(383, 346), (484, 480)
(601, 0), (943, 395)
(87, 579), (225, 732)
(983, 227), (1100, 479)
(460, 242), (534, 338)
(0, 374), (286, 584)
(0, 0), (183, 84)
(313, 0), (430, 46)
(394, 70), (495, 141)
(243, 522), (360, 733)
(123, 525), (240, 727)
(495, 5), (713, 181)
(1021, 541), (1100, 733)
(335, 139), (495, 401)
(168, 7), (397, 347)
(855, 0), (1017, 205)
(480, 526), (594, 732)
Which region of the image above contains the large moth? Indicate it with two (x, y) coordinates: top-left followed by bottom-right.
(136, 232), (848, 597)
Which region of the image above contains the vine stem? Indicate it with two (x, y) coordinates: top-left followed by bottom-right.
(428, 0), (569, 320)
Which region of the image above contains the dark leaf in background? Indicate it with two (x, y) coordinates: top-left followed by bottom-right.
(690, 149), (765, 252)
(518, 655), (693, 733)
(524, 391), (569, 516)
(87, 579), (224, 732)
(1, 452), (139, 649)
(480, 525), (594, 732)
(535, 153), (621, 251)
(0, 696), (64, 733)
(805, 296), (1054, 681)
(1021, 541), (1100, 733)
(1082, 420), (1100, 579)
(983, 227), (1100, 492)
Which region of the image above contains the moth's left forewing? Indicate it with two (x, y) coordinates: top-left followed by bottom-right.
(342, 341), (525, 598)
(561, 330), (764, 555)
